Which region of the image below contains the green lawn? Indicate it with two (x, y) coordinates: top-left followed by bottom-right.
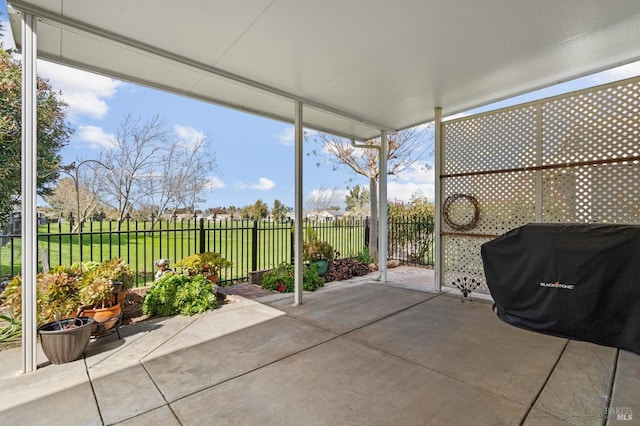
(0, 219), (368, 285)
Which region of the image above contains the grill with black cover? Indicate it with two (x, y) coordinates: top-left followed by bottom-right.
(481, 223), (640, 354)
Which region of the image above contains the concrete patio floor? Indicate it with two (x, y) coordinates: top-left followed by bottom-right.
(0, 267), (638, 425)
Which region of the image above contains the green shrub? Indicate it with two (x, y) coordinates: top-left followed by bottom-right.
(0, 313), (21, 343)
(143, 274), (218, 317)
(261, 262), (325, 293)
(356, 246), (374, 264)
(303, 265), (325, 291)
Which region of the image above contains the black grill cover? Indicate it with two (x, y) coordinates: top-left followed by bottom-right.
(481, 223), (640, 354)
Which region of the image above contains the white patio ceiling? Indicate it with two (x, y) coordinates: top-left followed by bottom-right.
(7, 0), (640, 140)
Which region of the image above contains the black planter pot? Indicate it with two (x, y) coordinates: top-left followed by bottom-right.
(38, 317), (94, 364)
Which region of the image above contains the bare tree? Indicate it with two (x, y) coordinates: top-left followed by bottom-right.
(47, 175), (107, 231)
(304, 187), (342, 215)
(98, 115), (167, 228)
(311, 125), (433, 261)
(47, 178), (77, 224)
(141, 129), (218, 223)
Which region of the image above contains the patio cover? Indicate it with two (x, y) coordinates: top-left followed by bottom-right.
(7, 0), (640, 373)
(7, 0), (640, 140)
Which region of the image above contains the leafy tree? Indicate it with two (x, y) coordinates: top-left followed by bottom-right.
(311, 126), (433, 261)
(388, 192), (435, 265)
(248, 199), (269, 220)
(0, 43), (72, 225)
(345, 185), (370, 217)
(388, 191), (435, 219)
(271, 199), (288, 222)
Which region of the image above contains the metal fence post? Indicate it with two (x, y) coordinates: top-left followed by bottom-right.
(251, 220), (258, 272)
(199, 218), (206, 253)
(364, 217), (370, 248)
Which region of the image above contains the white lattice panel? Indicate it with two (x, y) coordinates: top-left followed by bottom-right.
(443, 236), (489, 292)
(443, 172), (536, 235)
(441, 76), (640, 298)
(542, 80), (640, 165)
(542, 162), (640, 223)
(444, 106), (538, 175)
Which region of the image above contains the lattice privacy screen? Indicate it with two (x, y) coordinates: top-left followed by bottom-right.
(441, 76), (640, 293)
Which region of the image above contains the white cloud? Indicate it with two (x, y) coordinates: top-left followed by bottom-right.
(251, 177), (275, 190)
(206, 177), (225, 189)
(387, 163), (435, 203)
(236, 177), (275, 191)
(37, 60), (122, 120)
(276, 126), (320, 146)
(276, 127), (295, 146)
(388, 181), (434, 203)
(306, 187), (347, 210)
(174, 125), (206, 151)
(77, 125), (117, 150)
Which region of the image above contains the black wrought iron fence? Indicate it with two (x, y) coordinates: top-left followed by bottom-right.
(388, 215), (435, 267)
(0, 215), (434, 285)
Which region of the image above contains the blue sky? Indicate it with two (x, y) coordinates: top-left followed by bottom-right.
(2, 2), (640, 211)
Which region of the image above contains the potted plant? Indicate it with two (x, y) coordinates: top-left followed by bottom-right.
(38, 314), (94, 364)
(2, 272), (82, 326)
(174, 252), (232, 283)
(76, 258), (134, 335)
(1, 275), (93, 364)
(302, 227), (334, 276)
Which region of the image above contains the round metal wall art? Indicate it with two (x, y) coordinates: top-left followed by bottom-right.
(442, 193), (480, 231)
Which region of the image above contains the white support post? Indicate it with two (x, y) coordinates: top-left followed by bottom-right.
(379, 131), (388, 282)
(434, 107), (443, 292)
(21, 12), (38, 373)
(293, 101), (304, 305)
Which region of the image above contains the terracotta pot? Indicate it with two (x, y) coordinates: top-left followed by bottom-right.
(80, 303), (122, 333)
(116, 291), (126, 307)
(206, 273), (218, 284)
(38, 317), (94, 364)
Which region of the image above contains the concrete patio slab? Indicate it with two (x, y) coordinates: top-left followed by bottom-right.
(530, 340), (616, 425)
(524, 408), (579, 425)
(141, 300), (285, 361)
(90, 361), (166, 425)
(143, 314), (335, 402)
(347, 294), (568, 407)
(84, 314), (198, 368)
(1, 267), (639, 425)
(116, 405), (180, 425)
(0, 358), (100, 425)
(266, 282), (436, 334)
(607, 349), (640, 425)
(170, 337), (528, 426)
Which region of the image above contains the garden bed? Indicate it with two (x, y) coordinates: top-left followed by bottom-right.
(0, 258), (374, 352)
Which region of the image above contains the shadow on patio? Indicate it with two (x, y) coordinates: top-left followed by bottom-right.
(0, 267), (638, 425)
